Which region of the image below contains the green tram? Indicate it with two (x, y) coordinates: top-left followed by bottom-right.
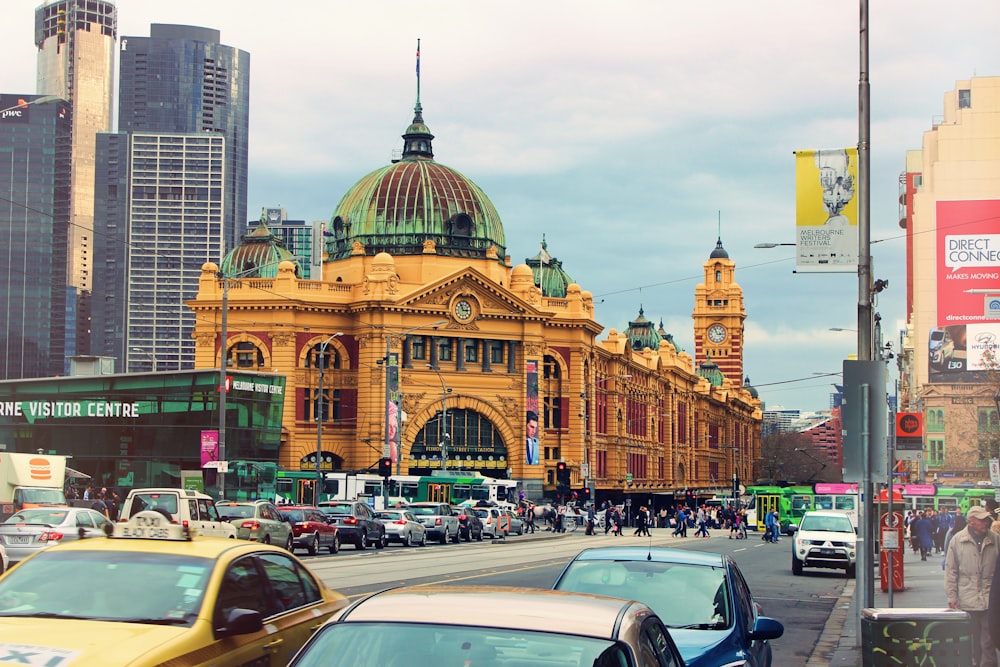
(274, 469), (518, 508)
(745, 482), (995, 534)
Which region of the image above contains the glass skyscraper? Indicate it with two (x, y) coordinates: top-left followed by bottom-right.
(0, 94), (73, 379)
(93, 24), (250, 372)
(34, 0), (117, 363)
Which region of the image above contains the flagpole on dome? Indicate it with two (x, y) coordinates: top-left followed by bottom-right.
(415, 38), (421, 110)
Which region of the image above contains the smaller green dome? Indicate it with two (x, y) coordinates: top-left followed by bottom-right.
(220, 218), (299, 278)
(527, 236), (574, 298)
(744, 376), (759, 399)
(698, 355), (725, 387)
(625, 306), (662, 351)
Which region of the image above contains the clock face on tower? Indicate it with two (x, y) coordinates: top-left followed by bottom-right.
(453, 299), (473, 322)
(707, 324), (727, 343)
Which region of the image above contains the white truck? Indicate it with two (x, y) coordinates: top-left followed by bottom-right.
(0, 452), (69, 521)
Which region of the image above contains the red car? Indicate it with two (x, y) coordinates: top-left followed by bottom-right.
(279, 506), (340, 555)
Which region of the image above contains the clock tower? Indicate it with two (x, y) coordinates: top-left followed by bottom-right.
(693, 237), (745, 385)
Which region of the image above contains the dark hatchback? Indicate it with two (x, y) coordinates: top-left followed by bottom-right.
(451, 506), (484, 542)
(553, 546), (783, 667)
(318, 501), (387, 550)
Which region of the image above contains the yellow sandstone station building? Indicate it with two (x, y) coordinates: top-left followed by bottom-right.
(190, 94), (762, 504)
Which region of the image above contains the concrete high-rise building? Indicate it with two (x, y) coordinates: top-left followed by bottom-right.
(34, 0), (117, 364)
(899, 76), (1000, 483)
(0, 94), (73, 379)
(93, 24), (249, 372)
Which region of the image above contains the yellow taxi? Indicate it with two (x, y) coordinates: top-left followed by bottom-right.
(0, 510), (348, 666)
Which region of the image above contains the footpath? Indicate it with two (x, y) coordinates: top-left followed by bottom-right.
(806, 547), (950, 666)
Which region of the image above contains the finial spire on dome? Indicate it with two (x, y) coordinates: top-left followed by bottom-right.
(401, 38), (434, 160)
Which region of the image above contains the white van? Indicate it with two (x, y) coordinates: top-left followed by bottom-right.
(119, 488), (237, 539)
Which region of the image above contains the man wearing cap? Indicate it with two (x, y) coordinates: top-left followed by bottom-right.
(946, 505), (998, 667)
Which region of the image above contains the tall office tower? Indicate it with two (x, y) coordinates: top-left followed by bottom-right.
(94, 24), (250, 371)
(0, 95), (73, 380)
(34, 0), (117, 364)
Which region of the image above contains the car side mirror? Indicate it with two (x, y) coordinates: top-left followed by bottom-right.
(217, 608), (264, 637)
(748, 616), (784, 641)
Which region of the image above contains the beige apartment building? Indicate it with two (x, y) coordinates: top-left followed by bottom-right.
(899, 76), (1000, 483)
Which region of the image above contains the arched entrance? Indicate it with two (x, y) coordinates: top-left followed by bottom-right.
(407, 407), (509, 476)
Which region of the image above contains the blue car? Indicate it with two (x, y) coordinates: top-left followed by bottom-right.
(553, 546), (783, 667)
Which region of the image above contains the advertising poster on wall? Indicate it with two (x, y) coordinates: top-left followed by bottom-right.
(794, 147), (859, 273)
(928, 323), (1000, 382)
(525, 360), (539, 465)
(386, 352), (400, 463)
(936, 199), (1000, 326)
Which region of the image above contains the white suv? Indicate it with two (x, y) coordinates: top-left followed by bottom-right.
(119, 488), (237, 539)
(792, 510), (857, 577)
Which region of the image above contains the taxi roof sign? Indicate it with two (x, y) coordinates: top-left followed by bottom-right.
(112, 510), (194, 541)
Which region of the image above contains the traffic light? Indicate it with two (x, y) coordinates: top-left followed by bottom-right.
(684, 489), (695, 508)
(378, 457), (392, 479)
(556, 461), (570, 486)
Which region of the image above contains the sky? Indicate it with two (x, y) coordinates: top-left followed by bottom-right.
(3, 0), (998, 413)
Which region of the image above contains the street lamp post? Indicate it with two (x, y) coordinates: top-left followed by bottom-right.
(129, 347), (156, 372)
(315, 332), (343, 503)
(382, 321), (447, 475)
(216, 256), (307, 500)
(428, 365), (451, 471)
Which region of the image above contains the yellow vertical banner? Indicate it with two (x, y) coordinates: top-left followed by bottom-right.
(795, 148), (859, 273)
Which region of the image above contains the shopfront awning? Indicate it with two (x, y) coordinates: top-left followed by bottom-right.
(65, 466), (91, 479)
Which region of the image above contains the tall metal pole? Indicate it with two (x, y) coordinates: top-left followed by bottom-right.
(429, 366), (449, 471)
(857, 0), (876, 618)
(218, 281), (229, 500)
(383, 321), (447, 474)
(316, 332), (343, 504)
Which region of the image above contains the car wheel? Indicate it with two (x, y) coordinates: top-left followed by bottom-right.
(329, 533), (340, 554)
(461, 528), (471, 542)
(475, 528), (483, 542)
(284, 534), (294, 551)
(405, 531), (414, 547)
(846, 563), (856, 578)
(517, 525), (524, 536)
(307, 533), (319, 556)
(357, 530), (368, 550)
(262, 534), (271, 545)
(376, 532), (387, 549)
(439, 530), (449, 545)
(451, 528), (461, 544)
(792, 554), (803, 576)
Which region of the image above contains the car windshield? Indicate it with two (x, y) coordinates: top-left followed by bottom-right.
(218, 505), (255, 519)
(800, 515), (854, 533)
(408, 506), (438, 516)
(292, 621), (627, 667)
(129, 493), (179, 517)
(281, 510), (307, 522)
(555, 560), (731, 630)
(322, 505), (353, 516)
(5, 509), (69, 525)
(0, 550), (210, 625)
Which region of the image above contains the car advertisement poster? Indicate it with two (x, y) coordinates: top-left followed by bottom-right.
(936, 199), (1000, 327)
(928, 323), (1000, 382)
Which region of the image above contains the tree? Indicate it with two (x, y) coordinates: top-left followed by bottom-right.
(755, 431), (839, 484)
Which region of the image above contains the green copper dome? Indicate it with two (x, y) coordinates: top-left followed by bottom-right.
(527, 237), (574, 298)
(698, 355), (725, 387)
(625, 306), (663, 351)
(326, 101), (506, 262)
(220, 218), (299, 278)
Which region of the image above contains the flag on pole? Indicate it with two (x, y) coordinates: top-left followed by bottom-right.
(539, 243), (552, 265)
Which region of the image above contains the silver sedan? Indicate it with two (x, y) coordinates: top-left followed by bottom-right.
(375, 509), (426, 547)
(0, 507), (111, 563)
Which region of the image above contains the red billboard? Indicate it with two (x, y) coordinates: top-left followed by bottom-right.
(936, 199), (1000, 327)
